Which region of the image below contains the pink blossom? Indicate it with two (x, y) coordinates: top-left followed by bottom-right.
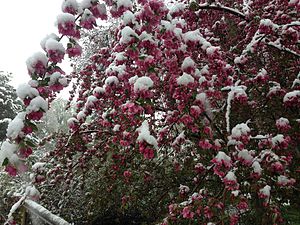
(27, 111), (44, 121)
(5, 165), (17, 176)
(198, 139), (212, 150)
(182, 206), (194, 219)
(67, 44), (82, 57)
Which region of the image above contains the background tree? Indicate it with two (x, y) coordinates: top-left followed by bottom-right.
(0, 72), (21, 141)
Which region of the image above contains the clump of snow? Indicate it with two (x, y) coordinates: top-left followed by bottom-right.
(26, 52), (48, 74)
(169, 2), (186, 15)
(120, 26), (138, 44)
(231, 123), (250, 139)
(113, 124), (121, 132)
(117, 0), (132, 9)
(237, 149), (253, 163)
(181, 57), (195, 71)
(32, 162), (46, 171)
(85, 95), (98, 107)
(6, 113), (26, 139)
(93, 86), (105, 95)
(182, 29), (202, 43)
(136, 121), (158, 148)
(26, 96), (48, 113)
(122, 10), (136, 25)
(224, 171), (237, 181)
(259, 185), (271, 198)
(133, 76), (154, 92)
(252, 161), (262, 175)
(45, 39), (65, 52)
(271, 134), (285, 146)
(179, 184), (190, 194)
(40, 33), (59, 50)
(177, 73), (194, 86)
(260, 19), (279, 30)
(16, 83), (39, 100)
(129, 75), (138, 85)
(283, 90), (300, 103)
(105, 76), (119, 86)
(214, 151), (231, 163)
(0, 141), (18, 166)
(77, 111), (86, 121)
(206, 46), (220, 56)
(56, 13), (75, 25)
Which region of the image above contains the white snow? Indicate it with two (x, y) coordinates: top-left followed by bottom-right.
(122, 10), (136, 25)
(0, 141), (18, 166)
(277, 175), (289, 186)
(181, 57), (195, 71)
(252, 161), (262, 175)
(117, 0), (132, 9)
(224, 171), (237, 181)
(67, 117), (79, 127)
(93, 86), (105, 95)
(16, 83), (39, 100)
(32, 162), (46, 171)
(85, 95), (97, 107)
(62, 0), (80, 12)
(113, 124), (121, 132)
(45, 39), (65, 52)
(129, 75), (138, 85)
(259, 185), (271, 198)
(120, 26), (138, 44)
(105, 76), (119, 86)
(133, 76), (154, 92)
(169, 2), (186, 15)
(77, 111), (86, 120)
(206, 46), (220, 56)
(271, 134), (285, 146)
(182, 29), (202, 43)
(177, 73), (194, 86)
(40, 33), (59, 50)
(26, 52), (48, 74)
(48, 72), (63, 85)
(237, 149), (253, 162)
(260, 19), (279, 30)
(24, 199), (70, 225)
(26, 96), (48, 113)
(231, 123), (250, 139)
(214, 151), (231, 163)
(283, 90), (300, 103)
(6, 113), (26, 139)
(136, 120), (158, 148)
(56, 13), (75, 25)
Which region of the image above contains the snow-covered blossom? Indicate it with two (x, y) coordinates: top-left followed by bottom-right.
(177, 73), (194, 86)
(133, 76), (154, 92)
(259, 185), (271, 200)
(16, 83), (39, 100)
(26, 52), (48, 76)
(120, 26), (138, 44)
(6, 113), (26, 139)
(56, 13), (79, 37)
(136, 120), (158, 148)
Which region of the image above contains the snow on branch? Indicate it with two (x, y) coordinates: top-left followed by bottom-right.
(197, 3), (248, 21)
(24, 200), (70, 225)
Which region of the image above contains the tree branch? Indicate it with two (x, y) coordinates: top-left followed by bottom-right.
(195, 3), (249, 21)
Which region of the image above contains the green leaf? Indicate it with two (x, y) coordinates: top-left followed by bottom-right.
(26, 140), (36, 148)
(2, 158), (9, 166)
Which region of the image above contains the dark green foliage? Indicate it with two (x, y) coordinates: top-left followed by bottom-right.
(0, 72), (21, 141)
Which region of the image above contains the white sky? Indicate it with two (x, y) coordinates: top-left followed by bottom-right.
(0, 0), (71, 88)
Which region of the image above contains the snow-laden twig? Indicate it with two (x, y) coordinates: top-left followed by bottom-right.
(198, 3), (248, 21)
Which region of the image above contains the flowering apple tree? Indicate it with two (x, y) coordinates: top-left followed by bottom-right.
(1, 0), (300, 224)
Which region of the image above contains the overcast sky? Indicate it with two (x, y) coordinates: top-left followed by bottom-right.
(0, 0), (70, 88)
